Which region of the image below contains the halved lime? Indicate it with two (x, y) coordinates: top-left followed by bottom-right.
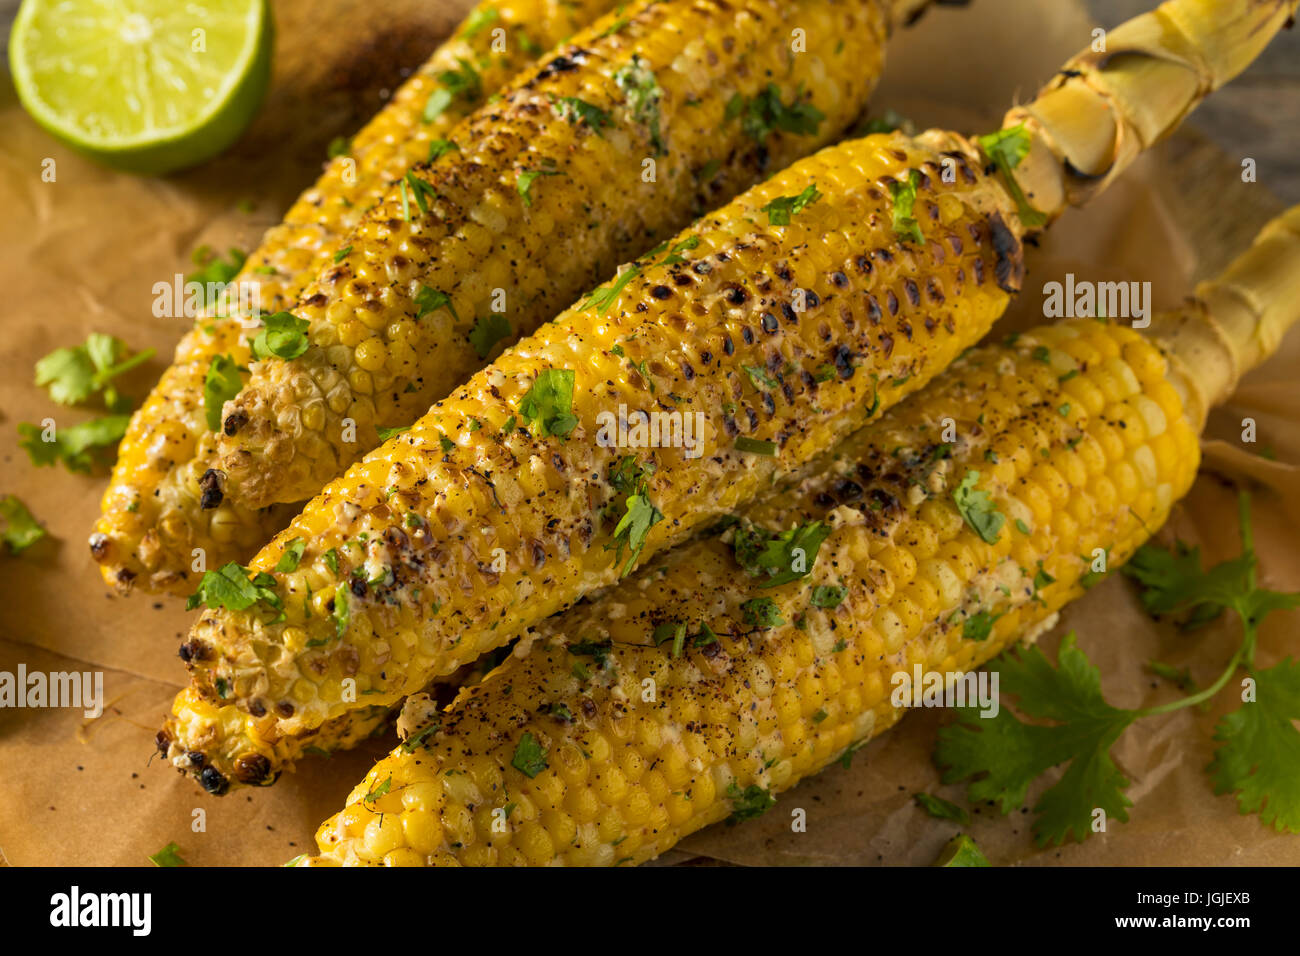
(9, 0), (273, 175)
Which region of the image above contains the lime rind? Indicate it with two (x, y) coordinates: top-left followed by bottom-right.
(8, 0), (273, 175)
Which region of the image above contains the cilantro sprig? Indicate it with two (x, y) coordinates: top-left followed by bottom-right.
(727, 83), (824, 145)
(937, 493), (1300, 845)
(35, 333), (154, 410)
(19, 415), (128, 473)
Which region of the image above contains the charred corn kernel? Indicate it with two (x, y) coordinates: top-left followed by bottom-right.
(91, 0), (622, 595)
(299, 318), (1201, 865)
(169, 122), (1027, 791)
(217, 0), (899, 510)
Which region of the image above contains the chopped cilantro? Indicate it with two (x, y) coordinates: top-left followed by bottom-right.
(414, 285), (459, 321)
(186, 562), (281, 614)
(204, 354), (243, 432)
(468, 314), (512, 359)
(731, 83), (824, 144)
(726, 781), (775, 822)
(952, 470), (1004, 544)
(251, 312), (311, 361)
(761, 183), (821, 226)
(810, 585), (847, 609)
(741, 597), (785, 629)
(553, 96), (612, 134)
(0, 496), (45, 554)
(511, 732), (549, 778)
(517, 166), (562, 207)
(518, 368), (578, 438)
(581, 265), (641, 314)
(735, 436), (777, 456)
(613, 55), (665, 154)
(732, 520), (832, 589)
(333, 582), (350, 637)
(275, 537), (305, 573)
(888, 169), (924, 245)
(427, 138), (460, 161)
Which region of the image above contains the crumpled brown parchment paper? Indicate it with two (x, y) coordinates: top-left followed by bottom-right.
(0, 0), (1296, 866)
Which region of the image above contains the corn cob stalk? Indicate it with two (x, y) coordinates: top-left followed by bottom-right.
(213, 0), (915, 509)
(163, 0), (1295, 795)
(303, 203), (1300, 866)
(165, 127), (1029, 792)
(91, 0), (622, 594)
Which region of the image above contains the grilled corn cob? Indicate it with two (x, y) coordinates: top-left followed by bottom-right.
(91, 0), (621, 594)
(162, 0), (1295, 793)
(213, 0), (924, 509)
(303, 203), (1300, 866)
(164, 130), (1026, 791)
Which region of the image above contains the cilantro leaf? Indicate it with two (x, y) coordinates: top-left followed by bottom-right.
(0, 495), (46, 554)
(204, 354), (243, 432)
(275, 537), (306, 573)
(935, 633), (1136, 846)
(952, 470), (1004, 544)
(977, 124), (1047, 228)
(18, 414), (129, 473)
(149, 842), (187, 867)
(333, 582), (350, 638)
(511, 732), (549, 778)
(187, 561), (283, 614)
(517, 167), (561, 207)
(731, 84), (824, 144)
(462, 6), (498, 37)
(427, 138), (460, 161)
(581, 265), (640, 315)
(608, 490), (662, 578)
(36, 333), (153, 410)
(741, 597), (785, 629)
(424, 58), (481, 122)
(468, 314), (512, 359)
(613, 55), (665, 155)
(888, 169), (924, 245)
(735, 436), (777, 456)
(1122, 541), (1251, 628)
(518, 368), (578, 438)
(962, 610), (997, 642)
(251, 312), (310, 361)
(810, 585), (847, 609)
(553, 96), (612, 134)
(761, 183), (820, 226)
(1208, 658), (1300, 832)
(414, 285), (459, 321)
(732, 520), (832, 589)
